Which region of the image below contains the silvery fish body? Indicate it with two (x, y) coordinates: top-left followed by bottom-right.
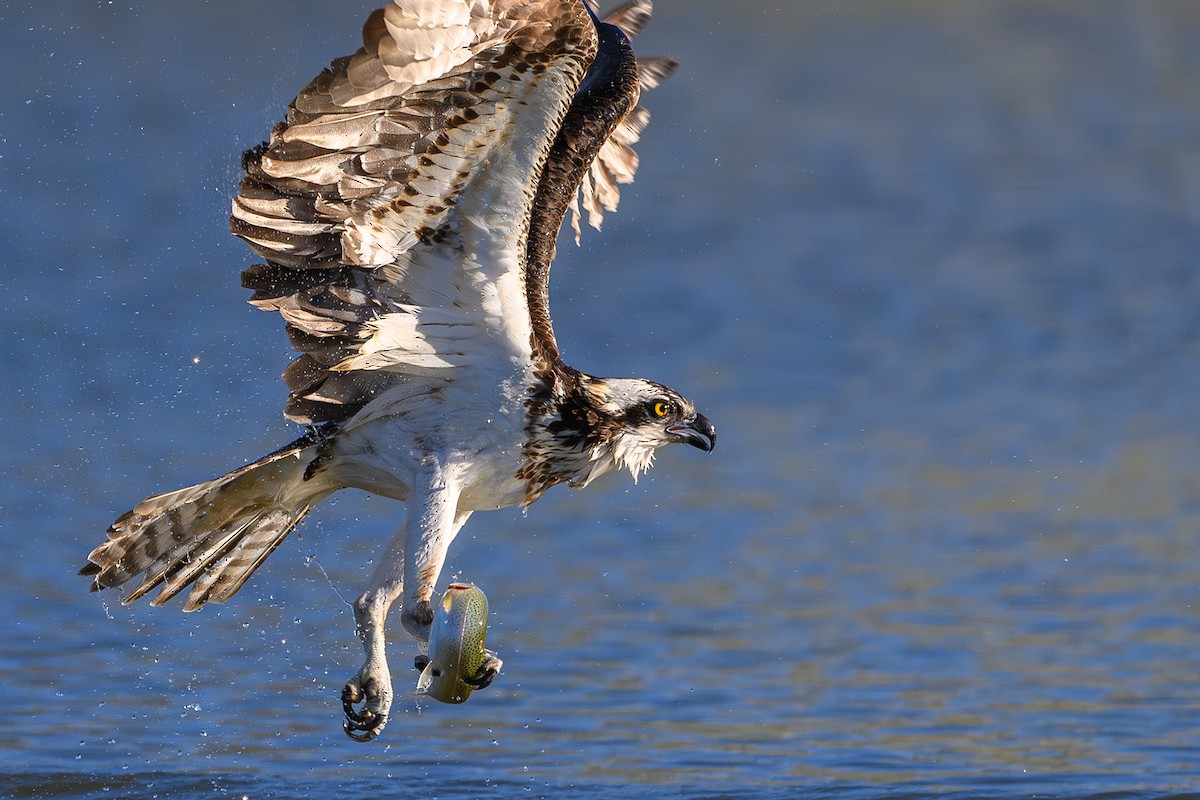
(417, 582), (497, 704)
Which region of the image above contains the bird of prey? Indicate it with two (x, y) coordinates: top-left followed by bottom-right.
(82, 0), (715, 741)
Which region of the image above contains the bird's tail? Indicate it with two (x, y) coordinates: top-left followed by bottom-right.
(81, 432), (337, 611)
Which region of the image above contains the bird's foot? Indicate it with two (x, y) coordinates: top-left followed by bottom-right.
(414, 649), (500, 691)
(341, 666), (392, 742)
(464, 649), (503, 690)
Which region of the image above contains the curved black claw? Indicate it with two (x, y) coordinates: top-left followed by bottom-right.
(341, 683), (386, 742)
(462, 651), (503, 690)
(341, 682), (363, 719)
(342, 716), (386, 742)
(462, 665), (499, 689)
(413, 654), (430, 672)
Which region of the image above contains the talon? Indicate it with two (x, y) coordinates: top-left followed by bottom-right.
(342, 717), (384, 742)
(341, 702), (387, 741)
(414, 654), (430, 672)
(341, 679), (388, 741)
(462, 666), (497, 689)
(463, 650), (503, 690)
(341, 682), (365, 721)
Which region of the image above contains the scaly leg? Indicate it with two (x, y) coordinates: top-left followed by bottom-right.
(397, 459), (500, 691)
(403, 487), (502, 691)
(341, 458), (470, 741)
(341, 527), (405, 741)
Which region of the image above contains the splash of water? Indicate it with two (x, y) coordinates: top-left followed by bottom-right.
(304, 554), (352, 608)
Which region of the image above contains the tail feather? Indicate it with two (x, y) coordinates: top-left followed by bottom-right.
(126, 510), (261, 606)
(180, 505), (317, 611)
(83, 433), (336, 610)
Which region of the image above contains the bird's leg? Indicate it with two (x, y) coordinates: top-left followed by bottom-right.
(399, 463), (471, 646)
(399, 470), (501, 693)
(341, 457), (473, 740)
(393, 455), (468, 652)
(342, 527), (405, 742)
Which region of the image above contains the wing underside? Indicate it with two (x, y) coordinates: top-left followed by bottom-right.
(230, 0), (672, 425)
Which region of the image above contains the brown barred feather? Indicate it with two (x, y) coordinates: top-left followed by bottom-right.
(81, 432), (338, 610)
(603, 0), (654, 39)
(569, 7), (677, 241)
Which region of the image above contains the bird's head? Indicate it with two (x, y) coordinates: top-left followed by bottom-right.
(591, 377), (716, 481)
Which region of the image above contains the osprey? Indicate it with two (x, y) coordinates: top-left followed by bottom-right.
(82, 0), (715, 741)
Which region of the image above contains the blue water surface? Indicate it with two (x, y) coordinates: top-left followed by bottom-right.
(3, 1), (1200, 798)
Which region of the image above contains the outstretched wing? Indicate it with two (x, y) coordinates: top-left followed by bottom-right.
(231, 0), (670, 425)
(233, 0), (595, 425)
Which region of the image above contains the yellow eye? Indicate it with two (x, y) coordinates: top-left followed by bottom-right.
(653, 401), (671, 418)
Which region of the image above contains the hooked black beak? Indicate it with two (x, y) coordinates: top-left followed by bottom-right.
(668, 413), (716, 453)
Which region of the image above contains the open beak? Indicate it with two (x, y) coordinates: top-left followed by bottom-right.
(668, 413), (716, 453)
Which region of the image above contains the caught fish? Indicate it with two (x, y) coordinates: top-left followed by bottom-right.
(417, 582), (501, 704)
